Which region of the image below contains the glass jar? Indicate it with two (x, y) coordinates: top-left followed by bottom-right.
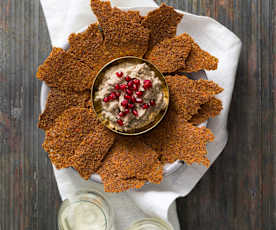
(58, 190), (113, 230)
(127, 218), (173, 230)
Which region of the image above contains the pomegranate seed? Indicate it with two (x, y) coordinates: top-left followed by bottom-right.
(125, 76), (132, 82)
(136, 98), (143, 103)
(136, 91), (143, 97)
(110, 92), (117, 100)
(132, 84), (138, 91)
(126, 89), (133, 95)
(143, 80), (152, 89)
(124, 109), (130, 114)
(128, 103), (134, 109)
(124, 95), (131, 100)
(121, 100), (128, 107)
(127, 80), (134, 88)
(103, 97), (109, 103)
(131, 96), (136, 103)
(120, 84), (127, 90)
(132, 109), (138, 117)
(142, 103), (149, 109)
(108, 95), (113, 101)
(134, 79), (140, 85)
(117, 119), (124, 126)
(115, 84), (120, 90)
(119, 111), (125, 117)
(115, 92), (121, 97)
(116, 72), (123, 78)
(150, 99), (156, 106)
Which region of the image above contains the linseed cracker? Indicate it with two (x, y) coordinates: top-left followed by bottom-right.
(97, 154), (146, 193)
(90, 0), (150, 57)
(70, 127), (115, 180)
(37, 48), (94, 92)
(109, 136), (163, 184)
(147, 33), (193, 73)
(38, 88), (91, 130)
(189, 97), (223, 125)
(165, 75), (223, 121)
(142, 3), (183, 52)
(142, 111), (214, 166)
(43, 108), (106, 169)
(68, 23), (115, 80)
(183, 42), (218, 72)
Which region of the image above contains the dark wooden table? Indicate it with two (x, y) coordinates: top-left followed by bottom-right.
(0, 0), (275, 229)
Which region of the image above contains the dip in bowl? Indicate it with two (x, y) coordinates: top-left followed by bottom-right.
(92, 57), (169, 135)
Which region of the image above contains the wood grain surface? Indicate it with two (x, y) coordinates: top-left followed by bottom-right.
(0, 0), (275, 229)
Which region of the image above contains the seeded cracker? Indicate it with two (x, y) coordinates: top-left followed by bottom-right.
(182, 42), (218, 72)
(142, 111), (214, 166)
(68, 23), (115, 81)
(189, 97), (223, 125)
(43, 108), (104, 169)
(36, 48), (94, 92)
(142, 3), (183, 52)
(110, 136), (163, 184)
(97, 154), (147, 193)
(147, 33), (193, 73)
(90, 0), (150, 57)
(70, 127), (115, 180)
(38, 88), (91, 130)
(165, 75), (223, 121)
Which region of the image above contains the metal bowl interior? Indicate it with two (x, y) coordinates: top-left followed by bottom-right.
(91, 56), (170, 136)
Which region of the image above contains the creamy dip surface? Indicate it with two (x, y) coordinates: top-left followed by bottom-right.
(95, 62), (166, 131)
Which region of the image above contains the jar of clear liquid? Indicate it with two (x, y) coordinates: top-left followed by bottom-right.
(58, 190), (113, 230)
(127, 218), (173, 230)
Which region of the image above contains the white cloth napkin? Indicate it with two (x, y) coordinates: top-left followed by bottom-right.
(39, 0), (242, 229)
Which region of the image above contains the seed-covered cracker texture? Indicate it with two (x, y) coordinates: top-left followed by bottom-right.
(43, 108), (106, 169)
(190, 97), (223, 125)
(165, 75), (223, 121)
(183, 42), (219, 72)
(90, 0), (150, 57)
(147, 33), (193, 73)
(37, 48), (94, 92)
(142, 111), (214, 166)
(142, 3), (183, 52)
(70, 127), (115, 180)
(38, 88), (91, 130)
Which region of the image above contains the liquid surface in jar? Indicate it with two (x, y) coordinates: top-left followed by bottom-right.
(60, 201), (107, 230)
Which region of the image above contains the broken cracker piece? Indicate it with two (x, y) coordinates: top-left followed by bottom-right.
(183, 42), (218, 72)
(142, 3), (183, 51)
(43, 108), (101, 169)
(97, 154), (146, 193)
(68, 23), (115, 78)
(70, 127), (115, 180)
(110, 136), (163, 184)
(147, 33), (193, 73)
(189, 97), (223, 125)
(38, 88), (91, 130)
(90, 0), (150, 57)
(165, 75), (223, 121)
(142, 111), (214, 166)
(37, 48), (94, 91)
